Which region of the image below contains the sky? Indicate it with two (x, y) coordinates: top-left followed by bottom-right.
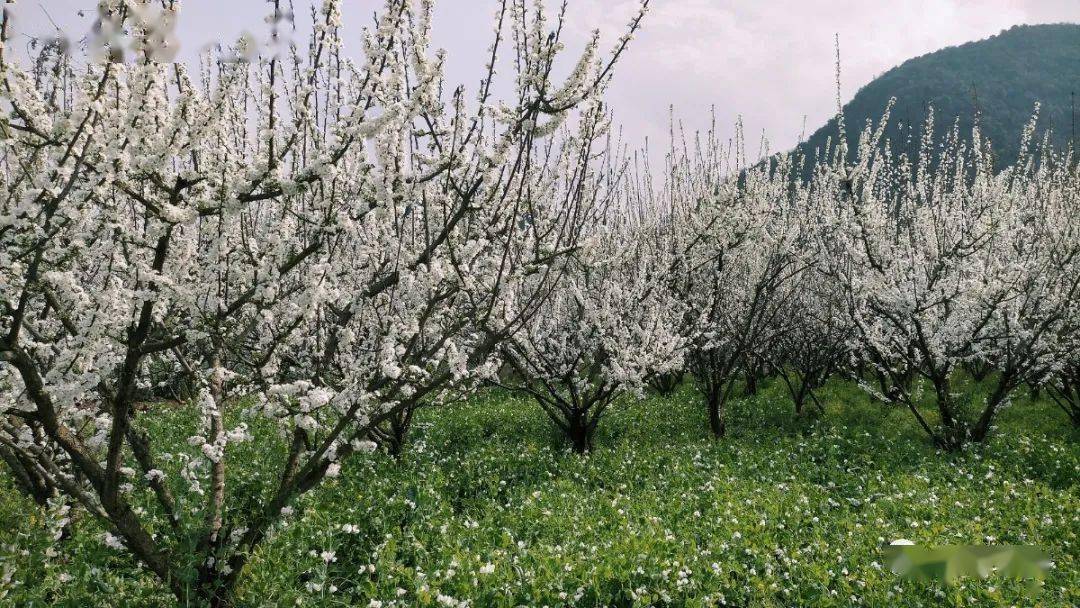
(7, 0), (1080, 159)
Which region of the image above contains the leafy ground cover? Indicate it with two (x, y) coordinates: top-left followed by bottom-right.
(2, 379), (1077, 607)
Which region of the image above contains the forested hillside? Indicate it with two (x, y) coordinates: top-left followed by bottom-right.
(797, 23), (1080, 171)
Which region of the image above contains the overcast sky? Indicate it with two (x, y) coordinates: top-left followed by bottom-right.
(9, 1), (1080, 158)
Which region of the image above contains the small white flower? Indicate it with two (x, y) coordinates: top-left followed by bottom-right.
(102, 532), (125, 550)
(353, 439), (378, 454)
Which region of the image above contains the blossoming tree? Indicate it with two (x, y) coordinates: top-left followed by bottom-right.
(499, 209), (684, 453)
(673, 147), (811, 437)
(0, 0), (647, 603)
(819, 105), (1080, 450)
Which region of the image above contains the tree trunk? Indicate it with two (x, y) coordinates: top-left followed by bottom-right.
(1047, 369), (1080, 427)
(1028, 381), (1041, 400)
(0, 443), (56, 506)
(567, 415), (594, 454)
(743, 359), (766, 396)
(648, 370), (683, 396)
(937, 426), (967, 452)
(743, 371), (758, 396)
(932, 377), (969, 452)
(966, 360), (991, 382)
(970, 379), (1012, 444)
(382, 404), (415, 457)
(707, 386), (725, 437)
(872, 368), (894, 402)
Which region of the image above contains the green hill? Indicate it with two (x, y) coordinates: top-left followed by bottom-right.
(795, 23), (1080, 173)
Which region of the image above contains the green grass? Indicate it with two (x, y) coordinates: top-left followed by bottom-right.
(1, 379), (1077, 606)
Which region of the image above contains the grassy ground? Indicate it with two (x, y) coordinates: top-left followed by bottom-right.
(1, 379), (1077, 606)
